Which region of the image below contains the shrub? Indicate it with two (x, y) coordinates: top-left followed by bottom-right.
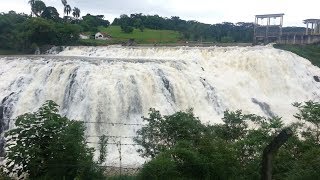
(4, 100), (105, 179)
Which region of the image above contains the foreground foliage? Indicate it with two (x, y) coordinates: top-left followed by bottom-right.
(5, 100), (105, 179)
(2, 99), (319, 179)
(136, 101), (320, 179)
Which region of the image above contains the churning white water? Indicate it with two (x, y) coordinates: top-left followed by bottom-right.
(0, 45), (320, 166)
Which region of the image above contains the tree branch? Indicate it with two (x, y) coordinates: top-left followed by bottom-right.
(261, 128), (293, 180)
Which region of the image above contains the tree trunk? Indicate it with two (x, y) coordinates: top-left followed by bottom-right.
(261, 128), (293, 180)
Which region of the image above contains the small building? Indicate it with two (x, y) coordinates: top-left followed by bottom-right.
(79, 34), (89, 40)
(95, 32), (112, 40)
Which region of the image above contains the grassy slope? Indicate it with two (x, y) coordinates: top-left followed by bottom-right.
(98, 26), (181, 44)
(274, 44), (320, 68)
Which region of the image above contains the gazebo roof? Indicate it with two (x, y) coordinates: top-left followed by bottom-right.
(255, 14), (284, 18)
(303, 19), (320, 24)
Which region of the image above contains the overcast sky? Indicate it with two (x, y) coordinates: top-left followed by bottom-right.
(0, 0), (319, 26)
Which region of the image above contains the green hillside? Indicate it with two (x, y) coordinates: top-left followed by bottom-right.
(99, 26), (181, 44)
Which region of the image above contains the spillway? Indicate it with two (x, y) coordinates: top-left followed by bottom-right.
(1, 45), (320, 166)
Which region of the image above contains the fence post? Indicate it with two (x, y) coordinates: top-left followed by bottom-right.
(116, 137), (122, 177)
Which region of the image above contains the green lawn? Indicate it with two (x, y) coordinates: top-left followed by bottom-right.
(274, 44), (320, 68)
(98, 26), (182, 44)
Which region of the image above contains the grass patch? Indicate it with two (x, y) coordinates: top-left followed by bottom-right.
(98, 26), (182, 44)
(274, 44), (320, 68)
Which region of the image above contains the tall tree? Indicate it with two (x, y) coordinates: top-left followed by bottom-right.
(41, 6), (60, 21)
(31, 0), (46, 17)
(134, 108), (207, 158)
(28, 0), (36, 16)
(294, 101), (320, 144)
(28, 0), (36, 5)
(61, 0), (67, 6)
(72, 7), (81, 19)
(64, 4), (72, 16)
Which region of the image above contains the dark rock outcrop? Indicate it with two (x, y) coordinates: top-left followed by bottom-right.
(252, 98), (277, 118)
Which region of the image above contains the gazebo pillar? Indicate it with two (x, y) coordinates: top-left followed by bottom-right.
(254, 13), (284, 44)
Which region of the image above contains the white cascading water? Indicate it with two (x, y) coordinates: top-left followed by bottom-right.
(0, 45), (320, 167)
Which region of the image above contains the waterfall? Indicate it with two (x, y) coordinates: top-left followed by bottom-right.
(0, 45), (320, 166)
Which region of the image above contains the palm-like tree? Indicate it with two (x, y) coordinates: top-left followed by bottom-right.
(61, 0), (67, 6)
(32, 0), (46, 17)
(41, 6), (60, 21)
(72, 7), (80, 19)
(61, 0), (67, 16)
(64, 5), (72, 16)
(28, 0), (36, 16)
(28, 0), (36, 6)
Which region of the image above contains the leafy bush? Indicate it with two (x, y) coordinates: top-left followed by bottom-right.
(4, 100), (105, 179)
(134, 108), (206, 158)
(138, 139), (238, 180)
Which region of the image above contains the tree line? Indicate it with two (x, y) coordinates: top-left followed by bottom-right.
(0, 0), (110, 53)
(112, 13), (254, 42)
(1, 100), (320, 179)
(113, 13), (307, 43)
(0, 11), (79, 53)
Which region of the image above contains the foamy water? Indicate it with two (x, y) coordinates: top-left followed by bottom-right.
(1, 45), (319, 166)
